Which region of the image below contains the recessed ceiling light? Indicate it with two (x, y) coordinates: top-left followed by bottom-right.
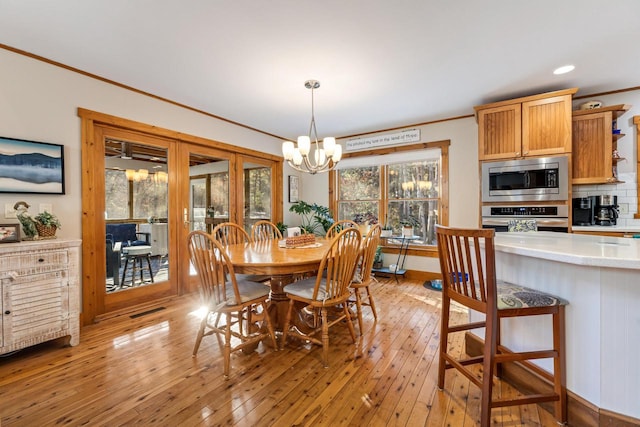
(553, 65), (575, 75)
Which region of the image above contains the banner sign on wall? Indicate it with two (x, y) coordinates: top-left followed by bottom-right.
(345, 129), (421, 152)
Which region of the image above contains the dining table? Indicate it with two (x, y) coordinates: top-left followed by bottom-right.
(222, 237), (330, 331)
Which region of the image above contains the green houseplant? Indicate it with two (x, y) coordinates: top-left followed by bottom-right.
(33, 210), (62, 238)
(289, 200), (334, 236)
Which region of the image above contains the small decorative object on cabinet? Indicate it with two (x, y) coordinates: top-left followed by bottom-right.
(33, 210), (61, 239)
(572, 104), (631, 185)
(475, 88), (577, 161)
(0, 239), (81, 355)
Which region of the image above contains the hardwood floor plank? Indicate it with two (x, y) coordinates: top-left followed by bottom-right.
(0, 278), (556, 426)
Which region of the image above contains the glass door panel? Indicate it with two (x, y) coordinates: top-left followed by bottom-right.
(242, 160), (273, 233)
(104, 139), (169, 294)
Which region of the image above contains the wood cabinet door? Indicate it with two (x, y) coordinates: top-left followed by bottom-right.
(522, 94), (572, 157)
(572, 111), (613, 184)
(477, 103), (521, 160)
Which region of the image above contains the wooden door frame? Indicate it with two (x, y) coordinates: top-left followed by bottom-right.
(79, 108), (283, 325)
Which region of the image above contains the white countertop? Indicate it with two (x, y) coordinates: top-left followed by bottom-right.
(572, 225), (640, 233)
(493, 231), (640, 270)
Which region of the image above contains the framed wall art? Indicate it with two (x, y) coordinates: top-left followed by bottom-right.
(0, 224), (20, 243)
(0, 136), (65, 194)
(288, 175), (299, 203)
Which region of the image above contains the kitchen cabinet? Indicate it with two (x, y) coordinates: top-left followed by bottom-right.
(572, 104), (631, 185)
(476, 88), (577, 161)
(0, 239), (80, 355)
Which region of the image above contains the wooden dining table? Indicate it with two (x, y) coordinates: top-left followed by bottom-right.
(222, 238), (330, 330)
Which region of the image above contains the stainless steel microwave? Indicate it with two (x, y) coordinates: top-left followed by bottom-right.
(481, 155), (569, 203)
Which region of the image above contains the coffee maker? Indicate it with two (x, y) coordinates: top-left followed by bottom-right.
(594, 195), (619, 226)
(572, 196), (597, 226)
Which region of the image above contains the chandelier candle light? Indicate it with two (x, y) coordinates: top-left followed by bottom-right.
(282, 80), (342, 174)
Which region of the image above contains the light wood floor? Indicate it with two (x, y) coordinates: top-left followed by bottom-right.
(0, 278), (558, 426)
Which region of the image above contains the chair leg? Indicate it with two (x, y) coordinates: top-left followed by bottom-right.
(343, 303), (357, 343)
(354, 288), (364, 335)
(437, 295), (451, 390)
(553, 306), (568, 425)
(321, 307), (329, 368)
(223, 313), (232, 378)
(366, 286), (378, 320)
(480, 309), (499, 427)
(192, 313), (208, 356)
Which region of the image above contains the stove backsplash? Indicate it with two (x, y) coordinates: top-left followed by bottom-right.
(572, 172), (639, 227)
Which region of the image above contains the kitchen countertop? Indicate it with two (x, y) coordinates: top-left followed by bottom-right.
(493, 231), (640, 270)
(572, 225), (640, 233)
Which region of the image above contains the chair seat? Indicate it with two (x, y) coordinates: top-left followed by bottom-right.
(496, 282), (568, 309)
(285, 277), (328, 301)
(228, 279), (271, 304)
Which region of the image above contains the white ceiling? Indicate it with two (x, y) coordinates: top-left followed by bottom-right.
(1, 0), (638, 140)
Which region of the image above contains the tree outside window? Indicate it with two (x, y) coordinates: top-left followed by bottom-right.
(335, 156), (441, 246)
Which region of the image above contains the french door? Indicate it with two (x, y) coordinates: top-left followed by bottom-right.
(80, 109), (282, 324)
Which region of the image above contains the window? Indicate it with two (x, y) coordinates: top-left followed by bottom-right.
(332, 141), (449, 250)
(104, 169), (168, 220)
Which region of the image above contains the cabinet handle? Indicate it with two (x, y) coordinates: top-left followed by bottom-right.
(4, 310), (10, 315)
(38, 258), (45, 263)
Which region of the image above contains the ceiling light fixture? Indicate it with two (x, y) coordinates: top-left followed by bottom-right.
(282, 80), (342, 174)
(553, 65), (575, 75)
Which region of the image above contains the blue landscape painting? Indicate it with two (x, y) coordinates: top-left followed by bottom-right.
(0, 137), (65, 194)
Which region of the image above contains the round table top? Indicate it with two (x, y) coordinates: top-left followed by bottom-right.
(223, 238), (329, 276)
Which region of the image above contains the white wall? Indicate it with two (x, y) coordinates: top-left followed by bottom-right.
(0, 48), (283, 239)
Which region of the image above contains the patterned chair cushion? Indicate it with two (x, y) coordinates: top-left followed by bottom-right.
(496, 282), (568, 309)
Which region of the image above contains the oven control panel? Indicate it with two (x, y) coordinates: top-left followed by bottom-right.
(482, 205), (569, 218)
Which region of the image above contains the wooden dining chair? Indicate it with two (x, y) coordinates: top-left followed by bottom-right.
(350, 224), (381, 334)
(251, 220), (283, 241)
(281, 227), (361, 366)
(187, 230), (277, 378)
(325, 219), (358, 239)
(212, 221), (269, 283)
(435, 225), (568, 427)
(212, 221), (252, 245)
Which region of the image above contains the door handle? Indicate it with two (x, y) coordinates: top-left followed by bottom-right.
(183, 208), (190, 228)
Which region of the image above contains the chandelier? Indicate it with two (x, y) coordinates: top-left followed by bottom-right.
(282, 80), (342, 174)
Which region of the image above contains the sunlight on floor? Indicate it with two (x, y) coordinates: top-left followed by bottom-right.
(112, 321), (170, 348)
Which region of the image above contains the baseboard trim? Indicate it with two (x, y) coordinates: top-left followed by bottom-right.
(465, 332), (639, 427)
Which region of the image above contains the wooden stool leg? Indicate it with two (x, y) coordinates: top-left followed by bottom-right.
(145, 254), (154, 283)
(120, 256), (130, 287)
(554, 306), (568, 425)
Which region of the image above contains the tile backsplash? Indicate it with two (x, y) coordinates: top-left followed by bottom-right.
(572, 172), (640, 227)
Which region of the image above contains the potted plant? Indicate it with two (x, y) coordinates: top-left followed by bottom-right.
(33, 210), (62, 238)
(400, 215), (420, 237)
(289, 200), (334, 236)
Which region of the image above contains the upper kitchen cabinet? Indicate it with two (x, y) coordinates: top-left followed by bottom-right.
(475, 88), (577, 161)
(572, 104), (631, 185)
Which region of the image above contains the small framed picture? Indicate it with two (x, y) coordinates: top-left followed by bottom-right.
(288, 175), (299, 203)
(0, 224), (21, 243)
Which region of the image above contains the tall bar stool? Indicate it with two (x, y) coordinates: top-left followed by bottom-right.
(435, 225), (568, 427)
(120, 245), (154, 287)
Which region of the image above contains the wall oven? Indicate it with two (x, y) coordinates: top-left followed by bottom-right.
(481, 205), (569, 232)
(481, 155), (569, 203)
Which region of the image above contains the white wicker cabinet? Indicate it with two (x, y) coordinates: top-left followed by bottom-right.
(0, 239), (81, 354)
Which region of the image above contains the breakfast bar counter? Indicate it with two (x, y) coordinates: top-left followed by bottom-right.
(481, 232), (640, 421)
